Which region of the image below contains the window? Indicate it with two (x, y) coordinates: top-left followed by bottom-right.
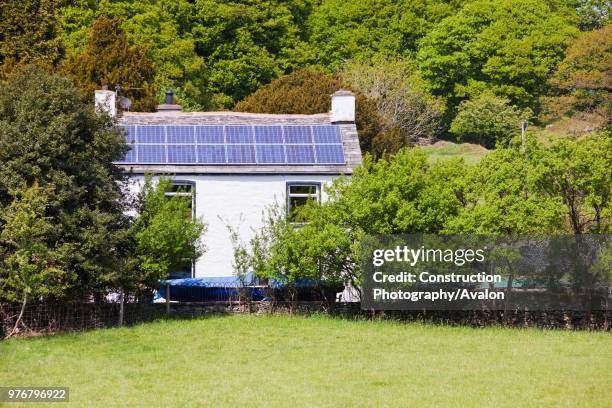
(165, 181), (195, 279)
(287, 183), (320, 222)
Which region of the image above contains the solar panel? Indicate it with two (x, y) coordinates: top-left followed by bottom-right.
(312, 125), (342, 144)
(137, 145), (165, 162)
(137, 125), (165, 143)
(227, 144), (256, 163)
(315, 144), (344, 164)
(166, 126), (194, 143)
(256, 144), (285, 163)
(168, 145), (196, 163)
(195, 126), (224, 143)
(284, 126), (312, 144)
(121, 145), (136, 163)
(286, 144), (315, 164)
(226, 125), (253, 144)
(197, 144), (226, 163)
(123, 125), (137, 143)
(254, 126), (283, 143)
(117, 125), (345, 165)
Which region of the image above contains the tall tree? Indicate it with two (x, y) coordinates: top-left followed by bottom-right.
(0, 66), (129, 298)
(0, 0), (64, 77)
(417, 0), (578, 114)
(542, 24), (611, 125)
(0, 183), (68, 337)
(63, 17), (157, 112)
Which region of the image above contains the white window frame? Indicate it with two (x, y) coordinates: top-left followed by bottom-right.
(286, 182), (321, 222)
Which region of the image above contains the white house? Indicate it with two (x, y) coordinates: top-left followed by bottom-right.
(96, 89), (362, 279)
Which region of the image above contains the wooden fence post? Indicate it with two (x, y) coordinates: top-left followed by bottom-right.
(166, 283), (170, 315)
(118, 290), (125, 326)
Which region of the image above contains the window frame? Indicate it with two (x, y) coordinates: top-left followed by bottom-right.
(164, 179), (196, 279)
(286, 182), (321, 223)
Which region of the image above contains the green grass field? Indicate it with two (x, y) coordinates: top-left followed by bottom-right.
(1, 315), (610, 407)
(421, 141), (489, 165)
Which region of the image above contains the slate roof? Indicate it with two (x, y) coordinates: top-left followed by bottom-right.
(117, 111), (361, 175)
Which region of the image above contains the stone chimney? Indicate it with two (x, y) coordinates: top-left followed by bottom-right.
(94, 90), (116, 117)
(330, 89), (355, 123)
(157, 90), (182, 112)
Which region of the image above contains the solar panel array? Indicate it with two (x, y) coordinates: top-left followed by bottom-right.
(117, 125), (345, 165)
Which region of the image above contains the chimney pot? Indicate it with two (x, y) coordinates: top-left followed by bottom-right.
(330, 89), (355, 123)
(165, 90), (174, 105)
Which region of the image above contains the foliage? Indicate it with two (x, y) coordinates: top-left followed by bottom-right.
(131, 176), (206, 288)
(0, 183), (69, 336)
(530, 132), (612, 234)
(62, 17), (157, 112)
(0, 66), (129, 297)
(542, 24), (611, 124)
(0, 0), (64, 78)
(234, 68), (385, 155)
(573, 0), (611, 30)
(341, 60), (445, 147)
(60, 0), (312, 109)
(445, 143), (566, 234)
(417, 0), (579, 113)
(449, 94), (530, 148)
(306, 0), (463, 69)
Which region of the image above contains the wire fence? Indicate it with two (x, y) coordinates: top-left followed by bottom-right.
(1, 300), (610, 339)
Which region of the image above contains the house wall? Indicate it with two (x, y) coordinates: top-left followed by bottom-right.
(126, 174), (339, 278)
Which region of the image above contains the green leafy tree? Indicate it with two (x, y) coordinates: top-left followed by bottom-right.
(0, 183), (69, 337)
(131, 176), (206, 288)
(531, 132), (612, 234)
(417, 0), (578, 113)
(60, 0), (311, 109)
(445, 143), (566, 234)
(0, 66), (129, 298)
(306, 0), (462, 69)
(0, 0), (64, 77)
(63, 17), (157, 112)
(573, 0), (611, 30)
(449, 94), (530, 148)
(234, 68), (387, 155)
(542, 24), (611, 125)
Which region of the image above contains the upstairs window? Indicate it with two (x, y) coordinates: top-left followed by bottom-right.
(287, 183), (320, 222)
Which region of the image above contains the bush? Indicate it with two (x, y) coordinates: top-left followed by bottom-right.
(450, 94), (528, 148)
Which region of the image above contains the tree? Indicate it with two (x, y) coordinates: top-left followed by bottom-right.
(531, 132), (612, 234)
(0, 183), (69, 337)
(542, 24), (611, 125)
(131, 176), (206, 289)
(247, 149), (468, 288)
(445, 143), (566, 234)
(60, 0), (311, 109)
(573, 0), (611, 30)
(234, 68), (386, 155)
(417, 0), (578, 113)
(341, 60), (445, 145)
(449, 94), (529, 148)
(0, 66), (129, 298)
(306, 0), (462, 69)
(0, 0), (63, 77)
(63, 17), (157, 112)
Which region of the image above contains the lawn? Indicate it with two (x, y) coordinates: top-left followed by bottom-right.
(0, 315), (610, 407)
(421, 141), (489, 165)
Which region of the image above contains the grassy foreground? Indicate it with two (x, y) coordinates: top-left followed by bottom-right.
(0, 315), (610, 407)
